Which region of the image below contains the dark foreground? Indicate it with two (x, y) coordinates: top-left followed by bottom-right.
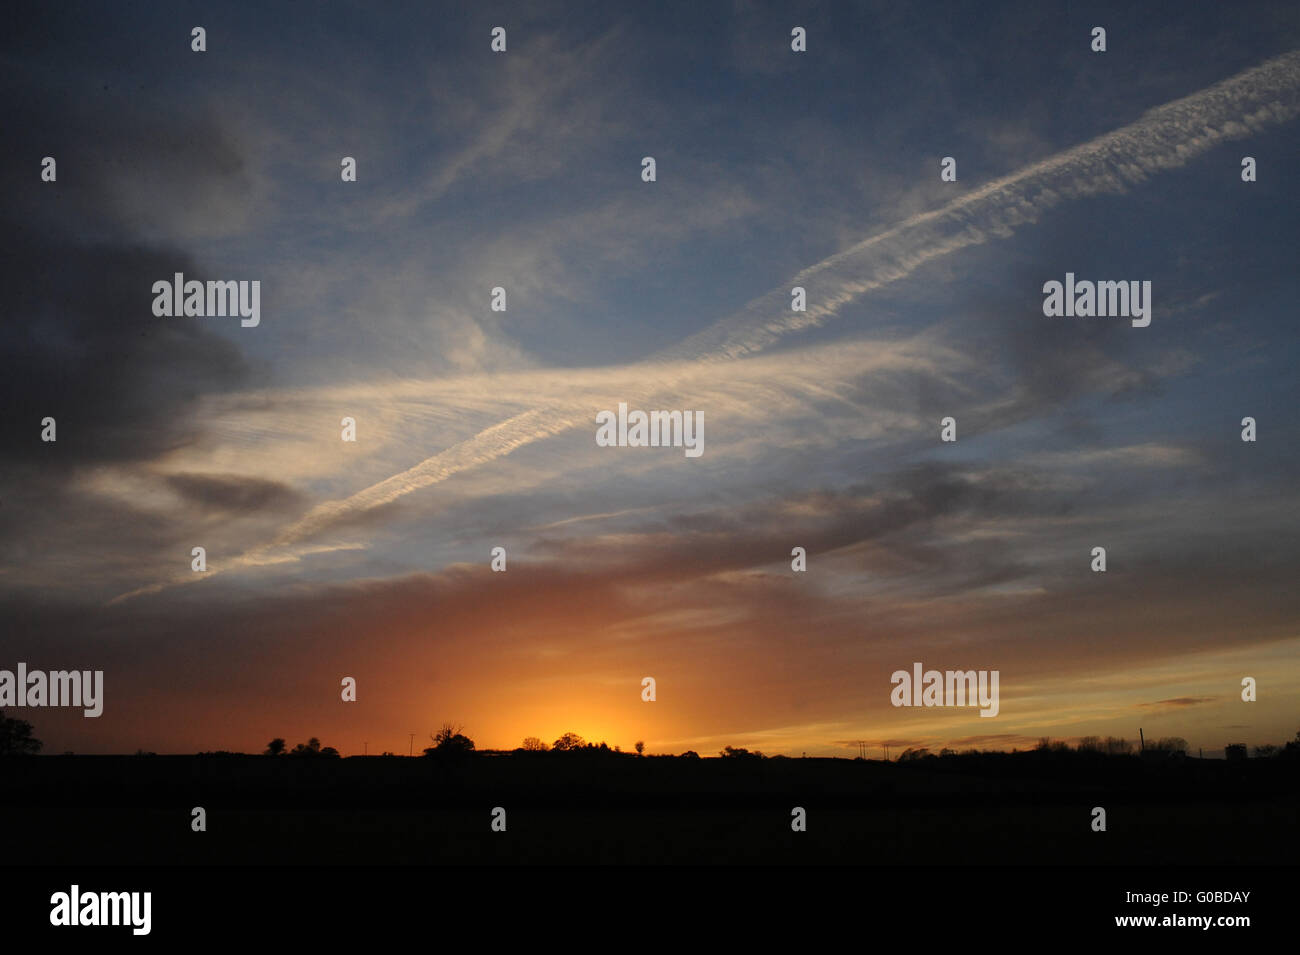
(5, 751), (1296, 864)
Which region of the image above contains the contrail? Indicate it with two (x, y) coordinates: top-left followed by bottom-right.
(264, 407), (583, 549)
(111, 51), (1300, 602)
(659, 49), (1300, 362)
(315, 50), (1300, 523)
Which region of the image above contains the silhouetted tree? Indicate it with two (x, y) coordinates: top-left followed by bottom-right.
(264, 738), (286, 756)
(520, 737), (548, 752)
(425, 723), (475, 756)
(288, 737), (325, 757)
(1148, 737), (1189, 757)
(0, 711), (41, 755)
(1284, 731), (1300, 759)
(679, 750), (700, 759)
(552, 732), (585, 752)
(719, 745), (762, 759)
(634, 740), (645, 756)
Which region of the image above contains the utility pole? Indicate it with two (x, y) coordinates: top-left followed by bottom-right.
(363, 741), (368, 756)
(409, 733), (415, 757)
(1139, 728), (1145, 753)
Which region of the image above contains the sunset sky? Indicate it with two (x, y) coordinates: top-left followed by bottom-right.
(3, 1), (1297, 758)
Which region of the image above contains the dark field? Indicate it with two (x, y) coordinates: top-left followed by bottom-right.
(8, 752), (1297, 864)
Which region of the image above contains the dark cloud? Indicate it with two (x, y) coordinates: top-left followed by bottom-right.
(0, 34), (259, 476)
(546, 460), (1061, 592)
(1138, 697), (1217, 709)
(165, 473), (302, 514)
(0, 231), (248, 471)
(956, 256), (1159, 416)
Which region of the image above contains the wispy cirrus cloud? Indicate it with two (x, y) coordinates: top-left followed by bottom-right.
(102, 48), (1300, 604)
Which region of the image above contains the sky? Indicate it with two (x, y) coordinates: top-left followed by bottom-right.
(2, 0), (1297, 758)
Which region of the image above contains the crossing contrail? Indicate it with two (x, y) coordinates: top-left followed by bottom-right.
(109, 50), (1300, 603)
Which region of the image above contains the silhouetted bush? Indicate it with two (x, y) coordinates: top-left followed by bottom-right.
(1145, 737), (1189, 758)
(898, 747), (933, 762)
(424, 723), (475, 757)
(283, 737), (340, 758)
(0, 712), (42, 755)
(1284, 731), (1300, 759)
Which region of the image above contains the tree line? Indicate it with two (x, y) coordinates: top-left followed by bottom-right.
(3, 710), (1299, 761)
